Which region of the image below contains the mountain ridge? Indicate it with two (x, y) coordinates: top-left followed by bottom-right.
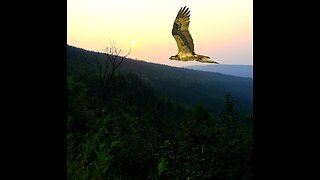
(67, 44), (253, 114)
(185, 64), (253, 78)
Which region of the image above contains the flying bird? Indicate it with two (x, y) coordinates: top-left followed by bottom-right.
(170, 6), (219, 63)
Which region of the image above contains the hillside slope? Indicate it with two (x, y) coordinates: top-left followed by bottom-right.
(67, 45), (252, 114)
(185, 64), (253, 78)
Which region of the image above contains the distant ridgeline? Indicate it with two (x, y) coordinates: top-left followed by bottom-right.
(67, 44), (253, 114)
(185, 64), (253, 79)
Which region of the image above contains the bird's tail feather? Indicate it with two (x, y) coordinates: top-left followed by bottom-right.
(195, 54), (219, 64)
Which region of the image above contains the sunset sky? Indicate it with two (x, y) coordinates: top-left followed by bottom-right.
(67, 0), (252, 67)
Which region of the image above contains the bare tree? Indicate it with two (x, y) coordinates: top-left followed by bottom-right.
(89, 42), (130, 118)
(98, 42), (131, 90)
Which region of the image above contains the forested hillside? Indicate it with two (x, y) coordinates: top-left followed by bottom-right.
(67, 45), (252, 114)
(67, 44), (253, 179)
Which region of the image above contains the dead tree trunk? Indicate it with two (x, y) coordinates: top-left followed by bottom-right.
(99, 43), (131, 90)
(90, 42), (130, 118)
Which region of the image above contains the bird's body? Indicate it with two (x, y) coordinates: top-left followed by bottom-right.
(170, 6), (219, 64)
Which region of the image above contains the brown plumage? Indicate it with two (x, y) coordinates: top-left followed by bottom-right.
(170, 6), (219, 64)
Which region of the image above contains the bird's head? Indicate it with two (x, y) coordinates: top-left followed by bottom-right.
(169, 55), (179, 60)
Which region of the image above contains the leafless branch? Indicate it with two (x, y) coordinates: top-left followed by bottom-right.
(98, 41), (130, 89)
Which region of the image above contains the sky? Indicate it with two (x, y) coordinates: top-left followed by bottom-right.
(67, 0), (252, 67)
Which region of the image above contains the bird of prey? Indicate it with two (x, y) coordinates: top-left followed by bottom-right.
(170, 6), (219, 63)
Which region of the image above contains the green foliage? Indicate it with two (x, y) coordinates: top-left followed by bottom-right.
(157, 158), (168, 178)
(224, 93), (238, 113)
(67, 133), (113, 180)
(67, 45), (253, 179)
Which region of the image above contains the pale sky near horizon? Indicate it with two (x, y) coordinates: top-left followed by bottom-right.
(67, 0), (252, 67)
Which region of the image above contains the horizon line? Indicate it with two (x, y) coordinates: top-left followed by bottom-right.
(67, 43), (253, 67)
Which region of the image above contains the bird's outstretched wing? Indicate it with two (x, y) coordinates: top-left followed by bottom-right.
(172, 6), (194, 54)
